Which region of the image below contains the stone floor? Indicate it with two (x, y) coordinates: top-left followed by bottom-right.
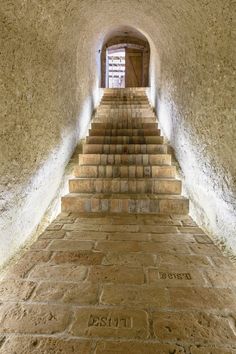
(0, 212), (236, 353)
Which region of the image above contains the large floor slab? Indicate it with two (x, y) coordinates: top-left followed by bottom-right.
(0, 212), (236, 353)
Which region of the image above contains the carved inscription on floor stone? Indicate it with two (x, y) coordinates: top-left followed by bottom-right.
(159, 272), (192, 280)
(88, 314), (132, 328)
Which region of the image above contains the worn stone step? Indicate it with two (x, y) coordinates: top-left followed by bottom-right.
(100, 101), (150, 105)
(97, 108), (154, 114)
(74, 165), (176, 178)
(102, 94), (148, 98)
(102, 94), (147, 97)
(75, 165), (176, 179)
(102, 95), (147, 100)
(98, 101), (151, 105)
(94, 115), (156, 122)
(100, 104), (149, 108)
(101, 100), (149, 104)
(94, 114), (156, 119)
(103, 87), (147, 92)
(91, 122), (158, 129)
(79, 154), (171, 166)
(102, 98), (148, 102)
(69, 178), (181, 194)
(102, 97), (148, 100)
(102, 100), (148, 103)
(96, 104), (154, 111)
(103, 92), (147, 97)
(86, 136), (164, 144)
(89, 128), (161, 136)
(93, 117), (157, 124)
(82, 144), (167, 154)
(61, 193), (189, 215)
(99, 106), (151, 110)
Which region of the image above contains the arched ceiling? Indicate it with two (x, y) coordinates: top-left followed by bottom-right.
(102, 25), (148, 44)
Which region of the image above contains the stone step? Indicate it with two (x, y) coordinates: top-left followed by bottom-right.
(102, 94), (147, 98)
(93, 117), (156, 123)
(103, 88), (147, 93)
(100, 103), (149, 106)
(69, 178), (181, 194)
(100, 99), (148, 103)
(95, 115), (155, 120)
(82, 144), (168, 154)
(102, 99), (148, 103)
(97, 105), (153, 109)
(100, 101), (149, 105)
(100, 96), (149, 99)
(91, 122), (158, 129)
(74, 165), (176, 178)
(89, 128), (161, 136)
(102, 97), (148, 101)
(97, 107), (153, 112)
(99, 105), (151, 109)
(102, 96), (147, 98)
(101, 99), (148, 104)
(79, 154), (171, 166)
(61, 193), (189, 215)
(103, 93), (147, 98)
(85, 136), (164, 144)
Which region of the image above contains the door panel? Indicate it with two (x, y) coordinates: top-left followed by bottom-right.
(125, 49), (143, 87)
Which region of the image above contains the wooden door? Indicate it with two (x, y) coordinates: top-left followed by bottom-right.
(125, 49), (143, 87)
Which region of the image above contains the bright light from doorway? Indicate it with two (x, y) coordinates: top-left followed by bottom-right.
(107, 48), (125, 88)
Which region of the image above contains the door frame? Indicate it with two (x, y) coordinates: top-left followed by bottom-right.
(101, 36), (150, 88)
(125, 48), (144, 87)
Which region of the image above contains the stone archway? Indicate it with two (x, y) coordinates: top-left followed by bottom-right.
(101, 35), (150, 88)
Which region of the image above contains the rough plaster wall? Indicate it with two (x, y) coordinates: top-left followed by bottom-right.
(0, 0), (235, 266)
(148, 1), (236, 252)
(0, 1), (102, 267)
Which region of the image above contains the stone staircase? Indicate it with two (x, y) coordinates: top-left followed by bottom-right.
(62, 88), (189, 215)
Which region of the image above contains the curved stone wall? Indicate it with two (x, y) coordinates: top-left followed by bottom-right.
(0, 0), (234, 266)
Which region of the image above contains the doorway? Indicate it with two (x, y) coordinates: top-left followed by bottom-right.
(101, 35), (150, 88)
(106, 47), (145, 88)
(107, 48), (125, 88)
(125, 48), (143, 87)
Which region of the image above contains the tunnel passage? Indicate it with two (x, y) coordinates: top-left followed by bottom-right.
(0, 0), (235, 351)
(0, 0), (234, 286)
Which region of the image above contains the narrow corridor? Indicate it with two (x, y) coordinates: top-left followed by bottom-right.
(0, 89), (235, 353)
